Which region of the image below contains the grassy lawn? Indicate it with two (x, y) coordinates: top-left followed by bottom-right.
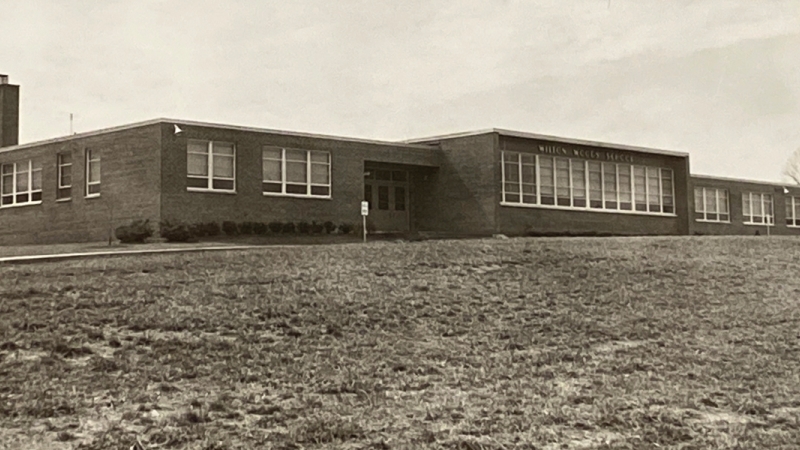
(1, 236), (799, 449)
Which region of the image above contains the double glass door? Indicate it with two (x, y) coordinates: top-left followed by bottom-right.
(364, 169), (409, 232)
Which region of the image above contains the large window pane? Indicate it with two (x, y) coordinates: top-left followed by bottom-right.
(719, 190), (729, 214)
(694, 188), (704, 213)
(743, 194), (751, 217)
(556, 158), (570, 206)
(286, 149), (307, 162)
(32, 169), (42, 191)
(618, 164), (631, 210)
(286, 161), (307, 183)
(2, 172), (12, 195)
(588, 161), (602, 208)
(263, 159), (281, 182)
(310, 151), (329, 164)
(15, 169), (28, 191)
(188, 140), (208, 154)
(263, 148), (282, 160)
(89, 161), (101, 183)
(603, 163), (617, 209)
(187, 152), (208, 176)
(647, 167), (660, 212)
(311, 163), (329, 184)
(213, 142), (234, 156)
(634, 166), (647, 211)
(539, 157), (554, 205)
(705, 189), (717, 214)
(213, 155), (234, 178)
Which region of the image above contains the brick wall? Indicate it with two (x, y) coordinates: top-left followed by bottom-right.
(690, 176), (800, 236)
(0, 124), (162, 245)
(495, 135), (690, 236)
(159, 123), (439, 231)
(412, 133), (498, 235)
(0, 83), (19, 147)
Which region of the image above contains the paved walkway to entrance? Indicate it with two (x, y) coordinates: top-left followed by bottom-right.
(0, 244), (272, 264)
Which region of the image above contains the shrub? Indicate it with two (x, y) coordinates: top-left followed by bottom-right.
(189, 223), (207, 238)
(222, 221), (239, 236)
(338, 223), (354, 235)
(239, 222), (255, 235)
(115, 220), (153, 244)
(311, 221), (325, 234)
(268, 222), (284, 233)
(297, 221), (311, 234)
(207, 222), (221, 236)
(160, 221), (197, 243)
(253, 222), (268, 235)
(323, 221), (336, 234)
(281, 222), (296, 234)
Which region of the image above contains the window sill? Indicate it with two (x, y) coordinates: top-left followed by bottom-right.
(788, 225), (800, 228)
(187, 188), (237, 195)
(85, 194), (101, 199)
(744, 222), (775, 226)
(262, 192), (332, 200)
(56, 198), (72, 203)
(695, 219), (731, 224)
(499, 202), (677, 217)
(0, 201), (43, 209)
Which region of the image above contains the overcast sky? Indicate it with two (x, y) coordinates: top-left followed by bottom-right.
(1, 0), (798, 181)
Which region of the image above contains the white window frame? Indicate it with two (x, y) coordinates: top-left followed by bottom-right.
(500, 151), (676, 216)
(742, 192), (774, 225)
(1, 160), (43, 208)
(57, 152), (72, 201)
(85, 148), (101, 198)
(261, 147), (331, 199)
(787, 196), (800, 228)
(694, 187), (730, 223)
(186, 140), (236, 193)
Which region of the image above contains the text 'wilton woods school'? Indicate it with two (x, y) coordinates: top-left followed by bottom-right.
(1, 74), (799, 245)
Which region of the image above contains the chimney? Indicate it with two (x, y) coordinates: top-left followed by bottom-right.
(0, 74), (20, 147)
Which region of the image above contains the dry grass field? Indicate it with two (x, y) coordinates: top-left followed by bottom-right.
(2, 236), (800, 449)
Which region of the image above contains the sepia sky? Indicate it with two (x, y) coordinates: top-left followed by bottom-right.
(1, 0), (798, 182)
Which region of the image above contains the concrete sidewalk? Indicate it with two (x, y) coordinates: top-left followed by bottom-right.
(0, 245), (272, 264)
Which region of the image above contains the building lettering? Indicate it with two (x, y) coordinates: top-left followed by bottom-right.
(537, 144), (633, 163)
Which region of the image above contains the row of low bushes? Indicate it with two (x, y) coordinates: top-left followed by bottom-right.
(115, 219), (357, 243)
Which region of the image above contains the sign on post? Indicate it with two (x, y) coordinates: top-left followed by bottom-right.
(361, 201), (369, 242)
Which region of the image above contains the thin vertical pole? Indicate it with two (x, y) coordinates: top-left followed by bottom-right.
(362, 215), (367, 243)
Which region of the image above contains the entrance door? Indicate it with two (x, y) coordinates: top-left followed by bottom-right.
(364, 169), (409, 233)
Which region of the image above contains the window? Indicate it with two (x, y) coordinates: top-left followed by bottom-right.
(787, 197), (800, 227)
(187, 140), (235, 192)
(694, 188), (729, 222)
(262, 147), (331, 197)
(1, 160), (42, 207)
(378, 185), (389, 210)
(742, 192), (773, 225)
(395, 186), (406, 211)
(85, 149), (100, 197)
(501, 151), (675, 215)
(57, 152), (72, 200)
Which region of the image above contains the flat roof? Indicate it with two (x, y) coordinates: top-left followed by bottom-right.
(691, 173), (797, 189)
(0, 118), (437, 154)
(403, 128), (690, 158)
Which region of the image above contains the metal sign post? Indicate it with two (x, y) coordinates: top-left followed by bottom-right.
(361, 201), (369, 243)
